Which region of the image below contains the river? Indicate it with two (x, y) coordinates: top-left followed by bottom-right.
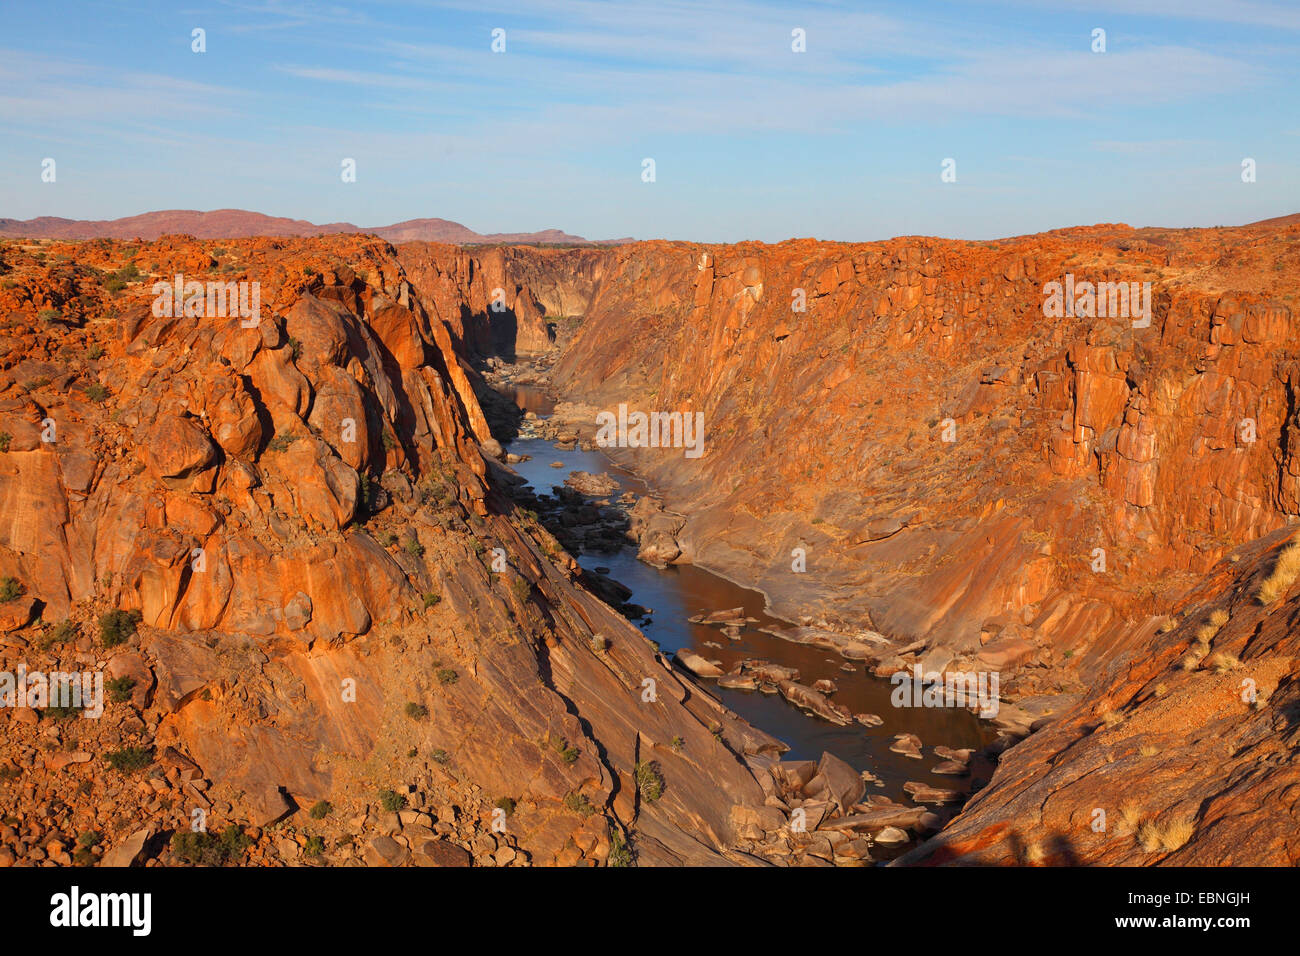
(497, 384), (992, 807)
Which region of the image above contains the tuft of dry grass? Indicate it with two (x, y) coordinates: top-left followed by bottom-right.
(1257, 542), (1300, 604)
(1097, 708), (1123, 729)
(1154, 682), (1168, 697)
(1208, 652), (1241, 674)
(1180, 646), (1209, 671)
(1208, 609), (1230, 628)
(1139, 743), (1160, 757)
(1021, 842), (1045, 864)
(1138, 816), (1196, 853)
(1158, 616), (1177, 633)
(1118, 803), (1144, 834)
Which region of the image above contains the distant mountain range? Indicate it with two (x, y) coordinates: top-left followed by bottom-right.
(0, 209), (631, 245)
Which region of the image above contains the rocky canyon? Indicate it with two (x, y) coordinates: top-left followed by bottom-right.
(2, 216), (1299, 868)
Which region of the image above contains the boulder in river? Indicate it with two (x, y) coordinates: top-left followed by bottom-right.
(890, 733), (923, 758)
(674, 648), (724, 678)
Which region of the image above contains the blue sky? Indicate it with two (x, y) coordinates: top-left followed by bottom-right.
(1, 0), (1297, 242)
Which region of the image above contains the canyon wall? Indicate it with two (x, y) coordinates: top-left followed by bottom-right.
(0, 235), (781, 866)
(463, 222), (1300, 863)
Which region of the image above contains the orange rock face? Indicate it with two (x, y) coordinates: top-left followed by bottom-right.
(0, 233), (782, 868)
(457, 220), (1300, 863)
(3, 216), (1299, 867)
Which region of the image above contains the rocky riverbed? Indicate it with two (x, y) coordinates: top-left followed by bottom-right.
(478, 359), (1005, 861)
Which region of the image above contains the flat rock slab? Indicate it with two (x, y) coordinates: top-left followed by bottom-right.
(821, 806), (927, 830)
(890, 733), (923, 758)
(674, 648), (724, 678)
(903, 781), (966, 805)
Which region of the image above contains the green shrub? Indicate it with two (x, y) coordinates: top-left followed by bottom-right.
(308, 800), (332, 819)
(105, 746), (153, 773)
(266, 432), (297, 453)
(87, 344), (104, 360)
(550, 736), (579, 764)
(44, 702), (82, 720)
(37, 308), (61, 323)
(634, 761), (664, 802)
(98, 609), (140, 647)
(0, 433), (10, 453)
(170, 825), (250, 865)
(494, 796), (516, 816)
(303, 835), (325, 858)
(85, 383), (110, 403)
(0, 577), (24, 602)
(403, 534), (425, 558)
(430, 748), (450, 765)
(435, 668), (458, 685)
(564, 792), (596, 816)
(404, 701), (428, 720)
(422, 592), (441, 610)
(105, 676), (136, 703)
(378, 789), (406, 812)
(607, 826), (634, 867)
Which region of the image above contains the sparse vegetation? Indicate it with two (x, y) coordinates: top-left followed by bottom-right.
(435, 668), (458, 685)
(1137, 816), (1195, 853)
(564, 792), (596, 816)
(105, 676), (136, 703)
(308, 800), (333, 819)
(1208, 652), (1241, 674)
(0, 433), (10, 453)
(607, 825), (634, 867)
(1118, 803), (1144, 834)
(404, 701), (428, 720)
(303, 835), (325, 858)
(378, 789), (406, 812)
(98, 609), (141, 647)
(266, 432), (298, 453)
(1257, 542), (1300, 604)
(0, 577), (24, 602)
(634, 761), (665, 802)
(494, 796), (516, 816)
(403, 534), (425, 558)
(170, 825), (251, 865)
(85, 383), (110, 403)
(105, 746), (153, 773)
(422, 591), (441, 610)
(550, 735), (579, 764)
